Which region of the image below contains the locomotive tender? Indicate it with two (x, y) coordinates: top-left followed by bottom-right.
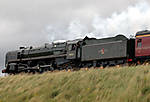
(2, 30), (150, 74)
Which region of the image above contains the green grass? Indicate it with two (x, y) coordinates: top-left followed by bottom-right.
(1, 65), (150, 102)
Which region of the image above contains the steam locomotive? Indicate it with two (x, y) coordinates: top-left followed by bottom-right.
(2, 30), (150, 74)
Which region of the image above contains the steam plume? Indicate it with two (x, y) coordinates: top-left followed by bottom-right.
(45, 0), (150, 41)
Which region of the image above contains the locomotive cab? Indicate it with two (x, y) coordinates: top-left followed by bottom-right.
(66, 39), (82, 60)
(67, 43), (77, 59)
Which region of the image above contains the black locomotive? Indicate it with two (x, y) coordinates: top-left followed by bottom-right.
(2, 33), (136, 74)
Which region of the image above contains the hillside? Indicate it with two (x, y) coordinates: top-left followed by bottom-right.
(0, 66), (150, 102)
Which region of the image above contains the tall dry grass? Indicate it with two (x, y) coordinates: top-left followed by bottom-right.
(0, 65), (150, 102)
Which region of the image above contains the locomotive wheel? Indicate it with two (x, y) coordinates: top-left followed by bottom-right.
(66, 65), (73, 71)
(37, 61), (46, 73)
(39, 68), (43, 73)
(49, 67), (54, 71)
(32, 70), (36, 74)
(43, 68), (47, 72)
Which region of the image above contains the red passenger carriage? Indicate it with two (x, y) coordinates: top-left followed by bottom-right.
(135, 30), (150, 62)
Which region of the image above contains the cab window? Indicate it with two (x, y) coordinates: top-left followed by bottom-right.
(68, 45), (72, 51)
(68, 44), (76, 51)
(72, 44), (76, 50)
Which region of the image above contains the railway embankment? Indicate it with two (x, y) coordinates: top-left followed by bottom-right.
(0, 65), (150, 102)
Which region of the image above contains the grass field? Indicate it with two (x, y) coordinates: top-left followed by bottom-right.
(0, 65), (150, 102)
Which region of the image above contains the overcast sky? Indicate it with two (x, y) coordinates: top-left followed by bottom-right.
(0, 0), (150, 71)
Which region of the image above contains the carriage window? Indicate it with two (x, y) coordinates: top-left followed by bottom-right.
(137, 39), (142, 48)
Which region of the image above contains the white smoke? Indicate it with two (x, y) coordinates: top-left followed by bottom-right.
(67, 19), (88, 39)
(92, 0), (150, 38)
(45, 0), (150, 41)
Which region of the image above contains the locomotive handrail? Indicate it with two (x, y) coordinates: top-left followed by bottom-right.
(7, 54), (67, 62)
